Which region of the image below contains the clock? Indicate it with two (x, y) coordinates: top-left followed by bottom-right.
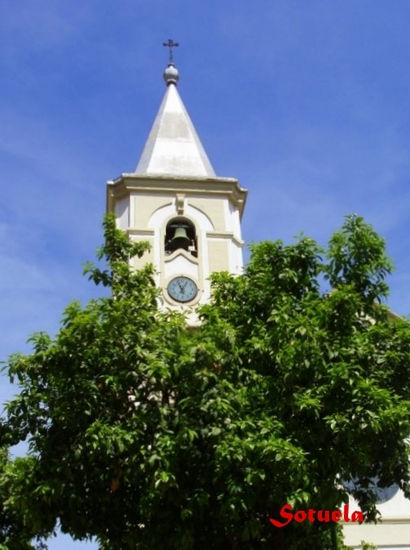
(167, 276), (198, 303)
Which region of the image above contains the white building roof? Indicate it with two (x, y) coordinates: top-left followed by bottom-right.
(135, 64), (216, 178)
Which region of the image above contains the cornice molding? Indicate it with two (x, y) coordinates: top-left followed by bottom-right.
(107, 173), (247, 217)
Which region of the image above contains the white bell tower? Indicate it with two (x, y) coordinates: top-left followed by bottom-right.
(106, 52), (247, 312)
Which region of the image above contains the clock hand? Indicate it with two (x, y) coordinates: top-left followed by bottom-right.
(176, 281), (185, 294)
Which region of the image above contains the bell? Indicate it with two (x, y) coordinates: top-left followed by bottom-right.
(170, 225), (190, 251)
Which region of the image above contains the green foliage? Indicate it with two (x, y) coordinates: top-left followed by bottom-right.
(1, 214), (410, 549)
(325, 214), (393, 309)
(0, 447), (48, 549)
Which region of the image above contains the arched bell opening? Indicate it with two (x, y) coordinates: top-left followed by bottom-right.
(164, 218), (197, 257)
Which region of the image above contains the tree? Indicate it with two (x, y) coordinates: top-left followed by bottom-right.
(1, 214), (410, 549)
(0, 446), (48, 550)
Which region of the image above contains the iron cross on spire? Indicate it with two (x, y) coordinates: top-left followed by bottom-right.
(163, 39), (179, 64)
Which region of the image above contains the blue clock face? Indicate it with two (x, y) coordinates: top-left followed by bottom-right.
(167, 276), (198, 303)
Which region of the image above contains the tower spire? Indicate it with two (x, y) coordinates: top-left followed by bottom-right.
(135, 39), (214, 176)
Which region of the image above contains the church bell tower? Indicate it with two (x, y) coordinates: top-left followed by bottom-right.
(106, 45), (247, 312)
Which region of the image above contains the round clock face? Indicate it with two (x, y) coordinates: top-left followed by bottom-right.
(167, 276), (198, 303)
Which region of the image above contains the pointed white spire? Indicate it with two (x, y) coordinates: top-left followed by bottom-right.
(135, 63), (216, 178)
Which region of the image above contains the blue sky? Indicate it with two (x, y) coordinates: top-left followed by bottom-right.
(1, 1), (410, 547)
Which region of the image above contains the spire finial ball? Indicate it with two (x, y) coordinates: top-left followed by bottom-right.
(164, 63), (179, 86)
